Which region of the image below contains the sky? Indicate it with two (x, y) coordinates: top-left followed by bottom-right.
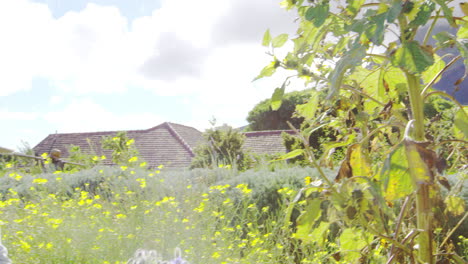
(1, 1), (466, 152)
(0, 0), (298, 151)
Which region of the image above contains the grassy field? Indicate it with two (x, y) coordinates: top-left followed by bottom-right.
(0, 164), (466, 263)
(0, 165), (339, 263)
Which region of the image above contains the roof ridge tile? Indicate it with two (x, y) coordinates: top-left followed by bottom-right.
(165, 122), (195, 156)
(243, 130), (295, 136)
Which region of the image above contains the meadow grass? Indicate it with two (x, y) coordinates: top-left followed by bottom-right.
(0, 165), (331, 263)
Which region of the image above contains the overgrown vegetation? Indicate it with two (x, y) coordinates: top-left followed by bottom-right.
(257, 0), (467, 262)
(246, 89), (310, 131)
(102, 132), (141, 166)
(191, 125), (252, 170)
(0, 164), (335, 263)
(1, 1), (467, 263)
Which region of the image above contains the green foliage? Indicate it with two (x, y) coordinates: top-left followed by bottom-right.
(102, 132), (140, 166)
(246, 89), (311, 131)
(261, 0), (468, 262)
(0, 142), (43, 175)
(191, 125), (251, 170)
(66, 145), (100, 170)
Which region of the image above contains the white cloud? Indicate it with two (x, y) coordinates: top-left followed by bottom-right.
(0, 0), (297, 96)
(0, 110), (39, 120)
(43, 98), (164, 133)
(49, 95), (64, 105)
(212, 0), (297, 44)
(0, 0), (300, 149)
(0, 0), (53, 96)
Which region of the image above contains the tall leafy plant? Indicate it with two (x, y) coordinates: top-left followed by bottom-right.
(191, 125), (250, 170)
(102, 132), (140, 166)
(258, 0), (467, 262)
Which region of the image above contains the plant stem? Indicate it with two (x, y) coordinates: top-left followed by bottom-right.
(423, 10), (440, 46)
(404, 71), (434, 264)
(404, 72), (426, 141)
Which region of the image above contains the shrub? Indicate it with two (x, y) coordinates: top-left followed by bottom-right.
(190, 125), (251, 170)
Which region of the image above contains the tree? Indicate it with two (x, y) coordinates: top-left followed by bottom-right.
(102, 132), (140, 166)
(190, 125), (250, 170)
(258, 0), (468, 262)
(246, 89), (310, 131)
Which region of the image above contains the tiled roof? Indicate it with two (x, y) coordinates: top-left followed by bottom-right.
(33, 123), (293, 168)
(243, 130), (295, 155)
(0, 146), (14, 154)
(33, 122), (203, 169)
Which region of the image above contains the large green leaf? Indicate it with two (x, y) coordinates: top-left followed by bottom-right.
(455, 39), (468, 79)
(434, 31), (456, 49)
(294, 198), (322, 242)
(386, 0), (403, 23)
(391, 41), (434, 74)
(275, 149), (304, 161)
(340, 228), (372, 262)
(346, 0), (365, 16)
(457, 20), (468, 39)
(365, 13), (386, 45)
(421, 54), (445, 85)
(272, 34), (289, 48)
(454, 107), (468, 139)
(309, 222), (331, 247)
(349, 66), (387, 115)
(409, 0), (435, 27)
(383, 66), (406, 94)
(305, 2), (329, 27)
(295, 91), (319, 120)
(253, 60), (278, 81)
(279, 0), (295, 10)
(271, 85), (285, 110)
(328, 44), (367, 99)
(455, 25), (468, 78)
(262, 29), (271, 47)
(432, 0), (456, 27)
(379, 144), (414, 201)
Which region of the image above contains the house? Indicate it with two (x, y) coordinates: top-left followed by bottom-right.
(243, 130), (295, 155)
(33, 122), (294, 169)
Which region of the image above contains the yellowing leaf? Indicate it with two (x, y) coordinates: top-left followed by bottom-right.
(349, 144), (373, 177)
(461, 2), (468, 16)
(454, 107), (468, 139)
(379, 144), (414, 201)
(336, 143), (373, 181)
(445, 196), (465, 216)
(404, 139), (441, 183)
